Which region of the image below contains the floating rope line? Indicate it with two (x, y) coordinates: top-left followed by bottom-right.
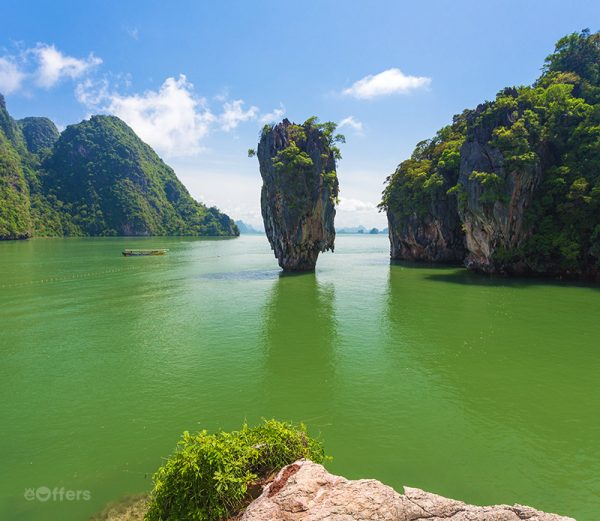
(0, 265), (147, 289)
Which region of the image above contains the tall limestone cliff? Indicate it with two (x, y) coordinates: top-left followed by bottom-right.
(456, 94), (543, 273)
(0, 94), (32, 239)
(0, 96), (238, 239)
(256, 118), (342, 271)
(381, 117), (466, 263)
(44, 115), (238, 237)
(382, 30), (600, 279)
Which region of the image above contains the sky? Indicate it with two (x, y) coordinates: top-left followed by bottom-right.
(1, 0), (599, 229)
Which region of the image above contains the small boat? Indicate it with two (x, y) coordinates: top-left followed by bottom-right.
(122, 249), (169, 256)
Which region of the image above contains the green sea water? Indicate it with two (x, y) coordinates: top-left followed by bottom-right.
(1, 235), (598, 520)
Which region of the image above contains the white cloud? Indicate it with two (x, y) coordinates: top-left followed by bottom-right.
(77, 74), (268, 157)
(220, 99), (258, 131)
(33, 44), (102, 88)
(0, 57), (25, 94)
(98, 75), (215, 157)
(259, 103), (285, 124)
(338, 116), (363, 132)
(342, 68), (431, 99)
(75, 78), (109, 106)
(338, 197), (378, 212)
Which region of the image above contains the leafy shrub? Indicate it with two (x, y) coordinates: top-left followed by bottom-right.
(145, 419), (327, 521)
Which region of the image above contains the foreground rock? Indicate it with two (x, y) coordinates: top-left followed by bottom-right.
(257, 118), (340, 271)
(241, 460), (573, 521)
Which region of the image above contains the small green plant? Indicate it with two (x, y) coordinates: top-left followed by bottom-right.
(145, 419), (327, 521)
(468, 170), (507, 205)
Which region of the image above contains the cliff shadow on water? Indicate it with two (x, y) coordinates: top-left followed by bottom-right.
(259, 272), (337, 423)
(421, 264), (600, 290)
(391, 257), (600, 289)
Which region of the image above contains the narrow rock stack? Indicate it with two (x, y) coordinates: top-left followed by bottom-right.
(257, 118), (340, 271)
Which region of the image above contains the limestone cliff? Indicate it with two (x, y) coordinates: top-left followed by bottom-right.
(257, 118), (340, 271)
(382, 118), (466, 263)
(382, 30), (600, 280)
(0, 91), (239, 239)
(457, 97), (542, 273)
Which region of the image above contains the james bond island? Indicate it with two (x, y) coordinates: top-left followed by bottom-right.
(252, 117), (342, 271)
(1, 13), (600, 521)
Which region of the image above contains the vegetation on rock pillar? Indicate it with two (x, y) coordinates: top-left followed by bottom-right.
(254, 117), (343, 271)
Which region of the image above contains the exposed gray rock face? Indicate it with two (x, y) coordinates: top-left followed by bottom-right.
(241, 460), (573, 521)
(257, 119), (338, 271)
(388, 199), (465, 263)
(458, 102), (542, 274)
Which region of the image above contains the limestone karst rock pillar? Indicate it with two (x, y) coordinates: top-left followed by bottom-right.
(256, 118), (340, 271)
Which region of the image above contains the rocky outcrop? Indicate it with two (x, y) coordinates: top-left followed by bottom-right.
(257, 118), (339, 271)
(383, 117), (466, 264)
(383, 30), (600, 279)
(388, 196), (465, 264)
(457, 101), (542, 274)
(94, 460), (573, 521)
(241, 460), (573, 521)
(17, 117), (60, 154)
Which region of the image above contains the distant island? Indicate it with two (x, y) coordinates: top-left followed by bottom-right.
(381, 29), (600, 280)
(235, 220), (264, 234)
(0, 97), (238, 240)
(235, 221), (389, 236)
(337, 225), (388, 234)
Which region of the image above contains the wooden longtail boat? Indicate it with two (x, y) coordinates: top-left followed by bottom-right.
(122, 249), (169, 256)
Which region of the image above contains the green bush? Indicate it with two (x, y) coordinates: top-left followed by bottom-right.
(145, 419), (327, 521)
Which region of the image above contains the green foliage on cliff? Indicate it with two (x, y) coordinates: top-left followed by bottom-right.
(0, 94), (36, 239)
(270, 117), (344, 174)
(382, 29), (600, 276)
(0, 98), (238, 239)
(44, 115), (237, 237)
(380, 119), (465, 219)
(468, 171), (507, 205)
(0, 129), (32, 239)
(145, 419), (327, 521)
(18, 117), (60, 154)
(265, 117), (343, 208)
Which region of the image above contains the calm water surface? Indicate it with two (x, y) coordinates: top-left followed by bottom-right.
(1, 235), (599, 520)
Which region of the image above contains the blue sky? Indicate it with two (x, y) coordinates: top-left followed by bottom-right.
(1, 0), (599, 228)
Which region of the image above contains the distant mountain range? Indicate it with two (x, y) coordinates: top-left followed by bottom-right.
(235, 220), (264, 234)
(235, 221), (388, 235)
